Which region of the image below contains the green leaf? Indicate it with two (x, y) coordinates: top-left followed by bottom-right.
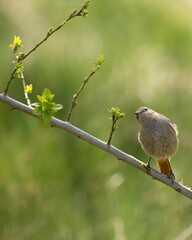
(109, 107), (125, 123)
(81, 0), (90, 16)
(25, 84), (33, 94)
(13, 36), (22, 47)
(31, 102), (41, 108)
(84, 0), (90, 9)
(54, 104), (63, 111)
(47, 27), (53, 35)
(37, 95), (43, 103)
(32, 88), (63, 124)
(42, 101), (52, 112)
(33, 106), (43, 115)
(42, 88), (55, 102)
(42, 112), (52, 124)
(9, 35), (23, 53)
(97, 54), (105, 66)
(119, 112), (125, 118)
(82, 9), (89, 17)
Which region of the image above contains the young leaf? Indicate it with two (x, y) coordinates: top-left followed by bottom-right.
(107, 107), (125, 145)
(25, 84), (33, 94)
(9, 36), (23, 53)
(97, 54), (105, 66)
(32, 88), (63, 124)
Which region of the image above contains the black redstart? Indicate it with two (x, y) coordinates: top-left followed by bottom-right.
(134, 107), (179, 179)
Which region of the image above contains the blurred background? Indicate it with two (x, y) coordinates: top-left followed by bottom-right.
(0, 0), (192, 239)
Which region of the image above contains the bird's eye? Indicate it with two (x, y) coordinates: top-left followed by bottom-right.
(143, 108), (148, 112)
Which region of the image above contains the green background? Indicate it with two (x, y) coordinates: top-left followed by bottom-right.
(0, 0), (192, 239)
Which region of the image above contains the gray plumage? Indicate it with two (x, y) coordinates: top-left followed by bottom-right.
(134, 107), (179, 159)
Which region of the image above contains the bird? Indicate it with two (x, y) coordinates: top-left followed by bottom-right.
(134, 107), (179, 179)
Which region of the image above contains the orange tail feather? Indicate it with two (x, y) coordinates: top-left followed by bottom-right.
(157, 159), (174, 179)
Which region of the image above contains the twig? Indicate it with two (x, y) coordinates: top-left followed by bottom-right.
(3, 68), (18, 95)
(66, 54), (104, 122)
(107, 107), (125, 145)
(66, 69), (96, 122)
(22, 1), (90, 61)
(3, 1), (90, 95)
(4, 47), (31, 105)
(0, 93), (191, 200)
(20, 69), (31, 107)
(107, 122), (116, 146)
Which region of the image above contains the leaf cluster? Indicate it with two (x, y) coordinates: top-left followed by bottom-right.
(107, 107), (125, 145)
(79, 0), (90, 17)
(9, 35), (23, 53)
(32, 88), (63, 124)
(93, 54), (105, 72)
(110, 107), (125, 125)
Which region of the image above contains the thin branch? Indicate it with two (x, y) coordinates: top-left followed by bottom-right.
(22, 1), (90, 61)
(3, 1), (90, 95)
(66, 54), (104, 122)
(107, 107), (125, 145)
(4, 49), (31, 105)
(107, 120), (116, 145)
(3, 67), (18, 95)
(66, 69), (97, 122)
(21, 10), (75, 61)
(107, 114), (118, 145)
(20, 70), (31, 107)
(0, 93), (191, 200)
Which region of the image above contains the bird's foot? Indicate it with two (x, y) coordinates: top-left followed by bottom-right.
(167, 169), (175, 181)
(146, 157), (151, 168)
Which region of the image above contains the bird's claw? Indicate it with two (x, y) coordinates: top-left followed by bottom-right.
(146, 157), (151, 169)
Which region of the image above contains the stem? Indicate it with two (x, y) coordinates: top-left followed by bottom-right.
(66, 69), (96, 122)
(4, 2), (89, 95)
(20, 70), (31, 107)
(3, 68), (17, 95)
(107, 119), (117, 145)
(22, 6), (86, 61)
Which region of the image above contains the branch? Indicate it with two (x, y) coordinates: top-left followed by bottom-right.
(107, 107), (125, 145)
(22, 1), (90, 61)
(20, 69), (32, 107)
(3, 0), (90, 95)
(66, 54), (104, 122)
(66, 68), (96, 122)
(4, 65), (18, 95)
(0, 93), (191, 200)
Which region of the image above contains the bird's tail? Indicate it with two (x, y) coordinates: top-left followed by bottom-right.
(157, 158), (175, 179)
